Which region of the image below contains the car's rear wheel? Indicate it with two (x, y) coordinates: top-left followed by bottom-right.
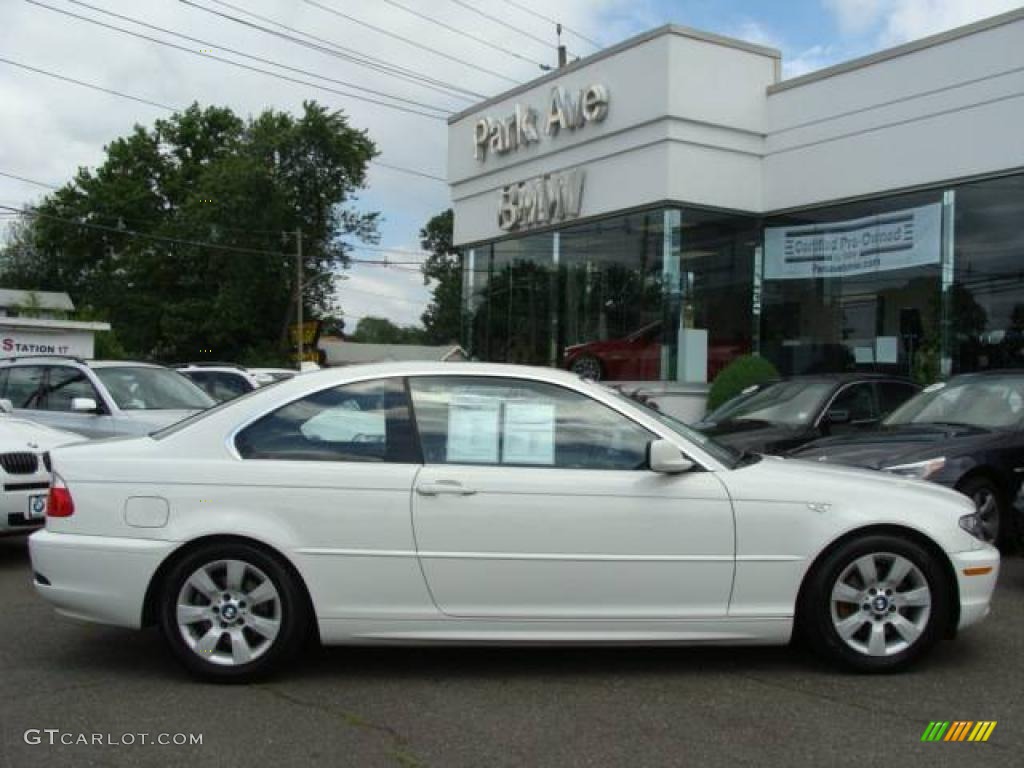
(956, 475), (1005, 548)
(158, 541), (309, 682)
(569, 355), (603, 381)
(799, 534), (951, 672)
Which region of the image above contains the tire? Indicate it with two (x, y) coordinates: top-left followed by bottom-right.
(956, 475), (1008, 549)
(569, 355), (604, 381)
(158, 540), (310, 683)
(798, 534), (951, 673)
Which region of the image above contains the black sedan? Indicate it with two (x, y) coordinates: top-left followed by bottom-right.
(694, 374), (919, 455)
(792, 371), (1024, 547)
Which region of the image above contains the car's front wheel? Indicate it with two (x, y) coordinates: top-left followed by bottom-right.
(799, 534), (951, 672)
(569, 355), (604, 381)
(158, 541), (310, 682)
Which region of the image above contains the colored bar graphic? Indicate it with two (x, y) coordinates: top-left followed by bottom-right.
(922, 721), (996, 742)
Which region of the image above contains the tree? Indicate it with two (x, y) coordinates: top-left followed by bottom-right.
(419, 209), (462, 345)
(0, 101), (377, 363)
(350, 316), (425, 344)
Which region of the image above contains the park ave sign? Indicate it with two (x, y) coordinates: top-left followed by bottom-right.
(473, 84), (609, 162)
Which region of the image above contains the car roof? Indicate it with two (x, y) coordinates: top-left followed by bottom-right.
(770, 372), (916, 385)
(0, 357), (165, 369)
(282, 361), (588, 387)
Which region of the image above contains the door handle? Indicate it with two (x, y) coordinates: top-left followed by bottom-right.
(416, 480), (477, 496)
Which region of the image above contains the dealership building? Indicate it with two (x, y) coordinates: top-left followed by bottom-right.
(448, 8), (1024, 412)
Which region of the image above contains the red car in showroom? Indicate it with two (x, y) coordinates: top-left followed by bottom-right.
(564, 321), (747, 381)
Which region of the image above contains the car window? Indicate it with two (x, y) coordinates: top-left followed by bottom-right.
(93, 366), (214, 410)
(877, 382), (918, 417)
(408, 376), (655, 471)
(43, 366), (102, 412)
(711, 379), (835, 426)
(828, 383), (877, 422)
(886, 376), (1024, 430)
(235, 377), (419, 463)
(3, 366), (46, 409)
(184, 371), (252, 402)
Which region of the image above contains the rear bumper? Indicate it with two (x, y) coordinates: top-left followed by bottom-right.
(29, 530), (177, 628)
(950, 547), (1000, 631)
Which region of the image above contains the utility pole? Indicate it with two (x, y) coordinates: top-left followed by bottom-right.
(295, 227), (303, 370)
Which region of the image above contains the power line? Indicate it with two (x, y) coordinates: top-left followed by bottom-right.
(0, 58), (447, 184)
(446, 0), (572, 59)
(499, 0), (603, 50)
(185, 0), (485, 102)
(65, 0), (453, 114)
(302, 0), (522, 85)
(25, 0), (448, 120)
(0, 169), (59, 189)
(377, 0), (546, 68)
(0, 55), (178, 112)
(0, 204), (432, 262)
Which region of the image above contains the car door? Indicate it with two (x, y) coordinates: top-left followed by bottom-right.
(408, 375), (735, 620)
(34, 366), (115, 438)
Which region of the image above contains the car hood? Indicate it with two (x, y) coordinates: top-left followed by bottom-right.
(790, 424), (1001, 469)
(696, 420), (808, 453)
(0, 417), (86, 451)
(115, 409), (202, 434)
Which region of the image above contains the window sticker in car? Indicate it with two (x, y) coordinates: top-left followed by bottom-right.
(446, 395), (500, 463)
(502, 401), (556, 465)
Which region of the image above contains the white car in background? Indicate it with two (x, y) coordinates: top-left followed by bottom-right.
(248, 368), (297, 386)
(29, 363), (998, 682)
(0, 399), (81, 535)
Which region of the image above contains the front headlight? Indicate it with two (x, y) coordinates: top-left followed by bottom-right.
(883, 457), (946, 480)
(959, 513), (986, 541)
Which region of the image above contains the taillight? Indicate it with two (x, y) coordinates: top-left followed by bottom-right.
(48, 472), (74, 518)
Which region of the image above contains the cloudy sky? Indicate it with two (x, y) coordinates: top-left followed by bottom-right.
(1, 0), (1021, 327)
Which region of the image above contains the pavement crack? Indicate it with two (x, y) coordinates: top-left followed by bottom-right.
(254, 684), (425, 767)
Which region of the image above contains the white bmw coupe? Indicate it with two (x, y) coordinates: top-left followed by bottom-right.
(29, 363), (999, 681)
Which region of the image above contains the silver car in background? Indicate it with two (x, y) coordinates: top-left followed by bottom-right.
(0, 357), (215, 438)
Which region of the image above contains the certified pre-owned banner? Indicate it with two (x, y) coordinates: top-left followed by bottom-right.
(764, 203), (942, 280)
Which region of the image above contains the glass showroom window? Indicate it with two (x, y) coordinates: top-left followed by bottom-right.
(951, 173), (1024, 374)
(761, 189), (947, 379)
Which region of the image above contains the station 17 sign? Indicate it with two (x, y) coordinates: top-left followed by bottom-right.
(0, 329), (94, 358)
(764, 203), (942, 280)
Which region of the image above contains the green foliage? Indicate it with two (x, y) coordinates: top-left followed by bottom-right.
(351, 316), (425, 345)
(419, 209), (462, 346)
(707, 354), (780, 411)
(0, 101), (377, 364)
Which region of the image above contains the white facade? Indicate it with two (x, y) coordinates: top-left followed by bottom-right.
(450, 9), (1024, 245)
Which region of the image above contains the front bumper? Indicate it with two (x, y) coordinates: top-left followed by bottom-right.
(29, 530), (177, 628)
(950, 547), (1001, 631)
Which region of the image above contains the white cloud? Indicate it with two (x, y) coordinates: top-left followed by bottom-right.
(824, 0), (1024, 45)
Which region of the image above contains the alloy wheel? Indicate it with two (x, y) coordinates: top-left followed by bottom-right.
(829, 552), (932, 657)
(175, 559), (282, 667)
(570, 356), (602, 380)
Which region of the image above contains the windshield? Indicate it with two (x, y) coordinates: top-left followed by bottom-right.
(707, 380), (835, 427)
(601, 386), (741, 467)
(94, 366), (215, 411)
(885, 376), (1024, 430)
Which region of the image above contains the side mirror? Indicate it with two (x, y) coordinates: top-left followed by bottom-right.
(0, 398), (12, 414)
(825, 408), (851, 425)
(71, 397), (99, 414)
(648, 439), (695, 474)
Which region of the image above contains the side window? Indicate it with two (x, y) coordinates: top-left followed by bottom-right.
(408, 376), (655, 471)
(43, 367), (102, 412)
(235, 377), (419, 463)
(4, 366), (46, 409)
(877, 382), (918, 417)
(829, 383), (878, 423)
(186, 371), (249, 402)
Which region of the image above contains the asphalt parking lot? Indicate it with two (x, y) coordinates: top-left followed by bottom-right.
(0, 535), (1021, 768)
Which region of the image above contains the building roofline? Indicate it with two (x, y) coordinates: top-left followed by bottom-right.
(769, 6), (1024, 94)
(448, 24), (780, 125)
(0, 316), (111, 332)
